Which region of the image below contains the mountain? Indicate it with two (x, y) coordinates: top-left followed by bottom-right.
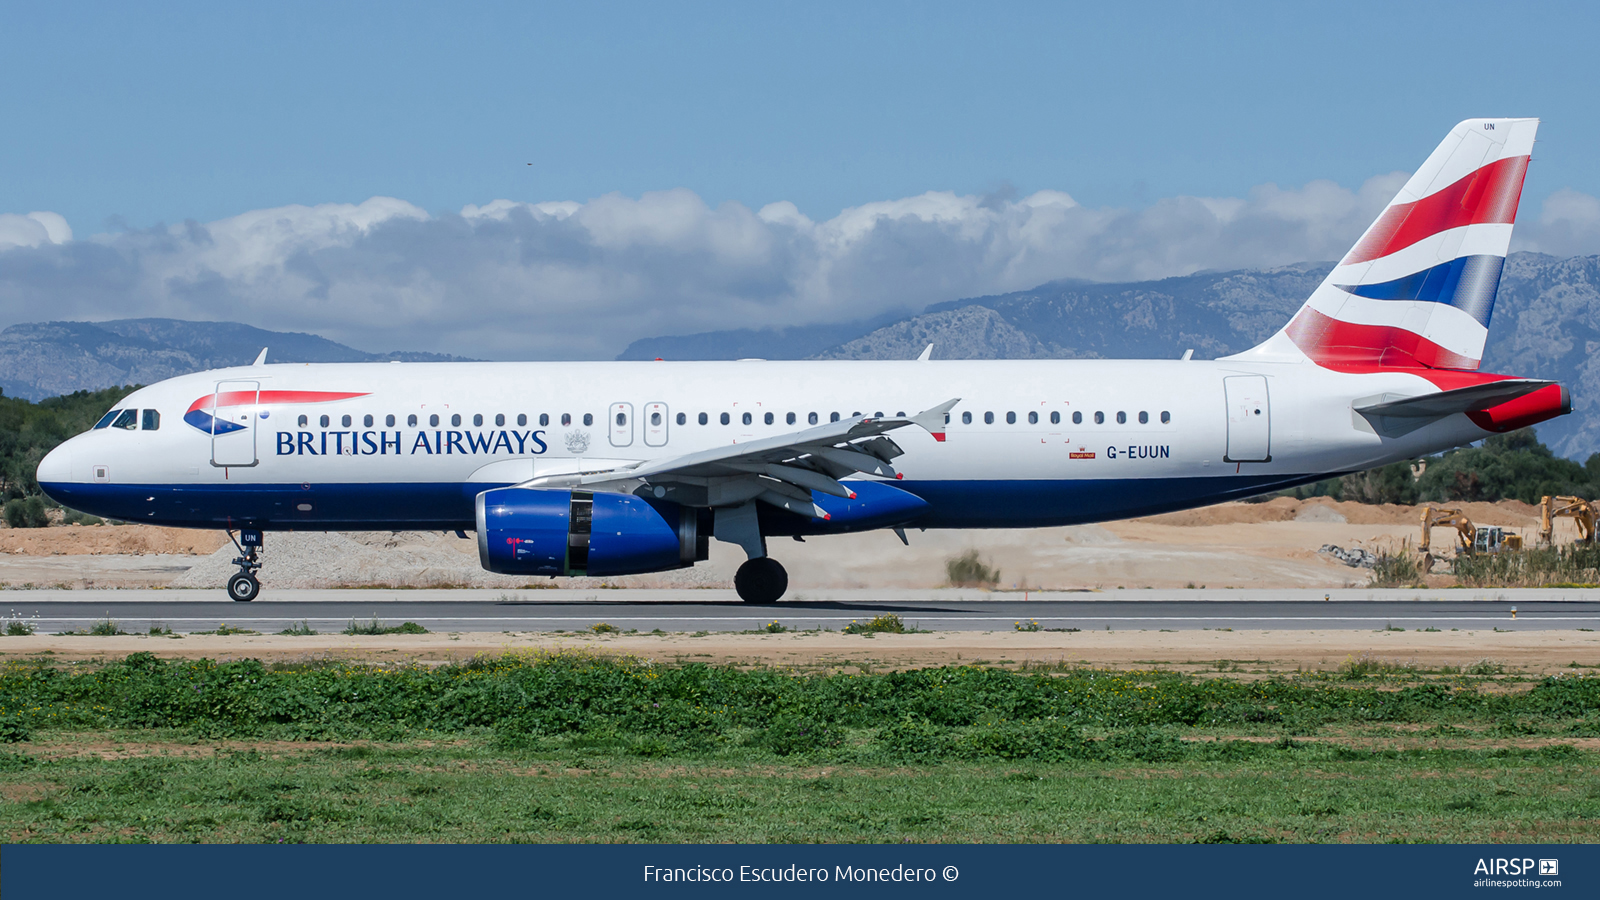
(621, 253), (1600, 458)
(0, 319), (472, 401)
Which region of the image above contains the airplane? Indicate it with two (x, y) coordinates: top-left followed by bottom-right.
(37, 118), (1568, 604)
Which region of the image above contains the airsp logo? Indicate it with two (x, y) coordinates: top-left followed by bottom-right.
(1540, 859), (1559, 876)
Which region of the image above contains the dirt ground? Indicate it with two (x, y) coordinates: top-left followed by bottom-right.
(3, 626), (1596, 676)
(0, 497), (1576, 591)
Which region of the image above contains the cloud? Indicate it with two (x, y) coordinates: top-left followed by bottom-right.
(0, 212), (72, 249)
(1513, 188), (1600, 258)
(1, 178), (1595, 359)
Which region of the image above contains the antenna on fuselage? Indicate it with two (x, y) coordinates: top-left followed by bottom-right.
(916, 344), (934, 362)
(251, 347), (268, 366)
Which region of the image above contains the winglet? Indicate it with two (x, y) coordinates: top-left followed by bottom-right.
(911, 397), (960, 443)
(252, 347), (268, 366)
(916, 343), (934, 362)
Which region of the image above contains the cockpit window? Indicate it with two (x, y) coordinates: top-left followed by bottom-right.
(141, 409), (160, 431)
(93, 409), (121, 429)
(111, 409), (138, 430)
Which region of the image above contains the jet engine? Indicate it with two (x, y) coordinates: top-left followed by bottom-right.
(476, 488), (707, 577)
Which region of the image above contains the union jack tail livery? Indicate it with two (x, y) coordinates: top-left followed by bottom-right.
(1250, 118), (1537, 372)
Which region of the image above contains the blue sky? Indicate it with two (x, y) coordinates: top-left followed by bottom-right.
(1, 1), (1597, 358)
(5, 0), (1596, 229)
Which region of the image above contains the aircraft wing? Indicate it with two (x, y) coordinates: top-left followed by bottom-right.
(522, 398), (960, 518)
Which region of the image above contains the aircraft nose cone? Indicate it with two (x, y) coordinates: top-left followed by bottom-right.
(36, 441), (73, 487)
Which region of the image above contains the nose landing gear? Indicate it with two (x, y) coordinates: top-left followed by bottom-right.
(226, 529), (264, 602)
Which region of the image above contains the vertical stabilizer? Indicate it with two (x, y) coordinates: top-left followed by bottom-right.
(1235, 118), (1537, 371)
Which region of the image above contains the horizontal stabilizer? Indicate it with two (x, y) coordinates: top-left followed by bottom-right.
(1355, 379), (1555, 437)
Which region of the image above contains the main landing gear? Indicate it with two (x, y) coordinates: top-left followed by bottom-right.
(735, 557), (788, 604)
(226, 529), (264, 602)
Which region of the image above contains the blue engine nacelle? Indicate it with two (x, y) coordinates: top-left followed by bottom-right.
(476, 488), (706, 577)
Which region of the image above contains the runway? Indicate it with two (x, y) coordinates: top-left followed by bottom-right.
(3, 587), (1598, 633)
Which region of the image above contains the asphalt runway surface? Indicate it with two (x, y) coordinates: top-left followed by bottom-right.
(2, 588), (1598, 633)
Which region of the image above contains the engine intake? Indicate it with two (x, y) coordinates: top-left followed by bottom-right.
(476, 488), (705, 577)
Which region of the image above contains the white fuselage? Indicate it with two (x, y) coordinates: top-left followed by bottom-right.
(38, 357), (1494, 532)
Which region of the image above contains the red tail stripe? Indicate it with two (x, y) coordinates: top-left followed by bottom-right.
(1466, 385), (1570, 434)
(1285, 308), (1495, 382)
(1343, 155), (1529, 265)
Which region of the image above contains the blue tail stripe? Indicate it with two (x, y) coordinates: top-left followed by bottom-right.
(1335, 254), (1504, 327)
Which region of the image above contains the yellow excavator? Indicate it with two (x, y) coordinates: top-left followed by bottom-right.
(1418, 506), (1522, 573)
(1538, 495), (1599, 546)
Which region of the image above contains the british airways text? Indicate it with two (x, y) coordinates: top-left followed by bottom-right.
(275, 430), (550, 456)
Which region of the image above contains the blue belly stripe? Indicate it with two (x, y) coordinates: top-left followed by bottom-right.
(41, 474), (1335, 533)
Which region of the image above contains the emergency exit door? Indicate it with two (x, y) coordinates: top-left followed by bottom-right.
(210, 380), (260, 467)
(643, 402), (669, 447)
(1223, 375), (1271, 462)
(609, 402), (634, 447)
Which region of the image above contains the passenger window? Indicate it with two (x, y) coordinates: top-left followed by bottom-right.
(1050, 411), (1060, 425)
(363, 414), (374, 427)
(808, 412), (818, 425)
(1116, 411), (1127, 425)
(852, 411), (861, 417)
(830, 412), (840, 422)
(896, 411), (905, 417)
(408, 414), (418, 427)
(451, 414), (462, 427)
(742, 412), (752, 426)
(386, 415), (396, 427)
(320, 415), (331, 428)
(495, 414), (505, 426)
(429, 414), (440, 427)
(650, 412), (661, 426)
(472, 414), (483, 427)
(1161, 411), (1171, 424)
(516, 414), (526, 426)
(539, 414), (549, 426)
(141, 409), (160, 431)
(699, 412), (708, 425)
(1138, 411), (1148, 424)
(583, 413), (593, 426)
(94, 409), (121, 429)
(1027, 411), (1038, 425)
(561, 414), (571, 426)
(720, 412), (730, 425)
(962, 411), (972, 425)
(339, 415), (350, 427)
(1072, 411), (1082, 424)
(764, 412), (773, 425)
(1005, 412), (1016, 425)
(616, 412), (626, 426)
(786, 412), (795, 425)
(112, 409), (137, 430)
(1093, 412), (1104, 425)
(984, 412), (994, 424)
(676, 412), (686, 426)
(874, 411), (883, 418)
(297, 414), (309, 428)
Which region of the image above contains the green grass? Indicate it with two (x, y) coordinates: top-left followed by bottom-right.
(0, 652), (1595, 842)
(0, 739), (1594, 843)
(342, 617), (428, 635)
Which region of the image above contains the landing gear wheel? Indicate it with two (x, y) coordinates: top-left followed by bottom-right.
(735, 557), (788, 604)
(227, 572), (260, 602)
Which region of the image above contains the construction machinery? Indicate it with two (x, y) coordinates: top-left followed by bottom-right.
(1418, 506), (1522, 572)
(1538, 495), (1599, 546)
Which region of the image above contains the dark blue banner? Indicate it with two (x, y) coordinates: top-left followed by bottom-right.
(4, 843), (1594, 899)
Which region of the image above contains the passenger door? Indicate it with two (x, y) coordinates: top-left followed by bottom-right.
(1223, 375), (1271, 462)
(608, 402), (634, 448)
(210, 380), (259, 467)
(643, 402), (669, 447)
